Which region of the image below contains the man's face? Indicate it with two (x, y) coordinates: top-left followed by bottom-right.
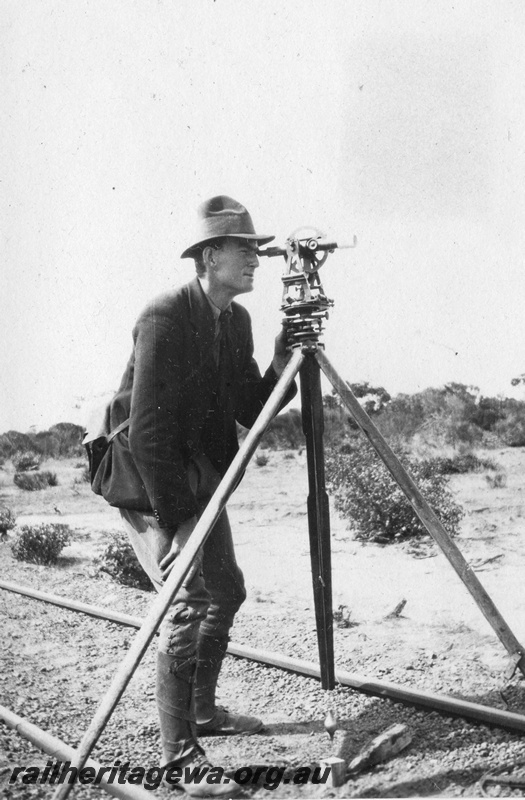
(208, 238), (260, 297)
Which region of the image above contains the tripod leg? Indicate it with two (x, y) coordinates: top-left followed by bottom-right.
(52, 348), (304, 800)
(300, 352), (335, 690)
(316, 348), (525, 678)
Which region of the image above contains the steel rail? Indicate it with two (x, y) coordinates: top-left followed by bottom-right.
(2, 579), (525, 734)
(0, 705), (157, 800)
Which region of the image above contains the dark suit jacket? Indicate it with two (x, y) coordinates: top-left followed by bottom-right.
(109, 278), (295, 527)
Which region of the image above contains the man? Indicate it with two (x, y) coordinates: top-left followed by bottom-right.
(111, 196), (295, 796)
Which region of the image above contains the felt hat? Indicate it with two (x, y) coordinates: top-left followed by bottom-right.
(181, 195), (275, 258)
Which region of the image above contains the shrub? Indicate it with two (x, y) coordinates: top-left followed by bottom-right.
(259, 409), (305, 449)
(376, 384), (503, 449)
(418, 453), (500, 477)
(0, 506), (16, 536)
(73, 466), (91, 484)
(44, 471), (58, 486)
(12, 450), (42, 472)
(333, 604), (357, 629)
(14, 471), (58, 491)
(485, 472), (507, 489)
(31, 430), (60, 458)
(97, 531), (153, 591)
(11, 523), (72, 564)
(0, 423), (85, 461)
(255, 453), (269, 467)
(48, 422), (85, 457)
(376, 393), (425, 446)
(494, 411), (525, 447)
(325, 439), (464, 544)
(0, 431), (35, 461)
(414, 415), (484, 451)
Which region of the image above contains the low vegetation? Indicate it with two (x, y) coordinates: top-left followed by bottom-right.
(418, 453), (500, 477)
(10, 523), (72, 565)
(3, 383), (525, 464)
(97, 530), (154, 591)
(258, 408), (304, 449)
(257, 382), (525, 452)
(0, 422), (84, 461)
(325, 437), (464, 544)
(0, 506), (16, 537)
(485, 472), (507, 489)
(1, 380), (522, 551)
(12, 450), (42, 472)
(13, 470), (58, 491)
(73, 465), (91, 484)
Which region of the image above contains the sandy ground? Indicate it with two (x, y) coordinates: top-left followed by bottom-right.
(1, 447), (525, 798)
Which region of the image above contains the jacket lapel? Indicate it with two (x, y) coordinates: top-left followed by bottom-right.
(186, 277), (219, 381)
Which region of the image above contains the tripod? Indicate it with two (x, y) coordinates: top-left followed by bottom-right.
(54, 231), (525, 800)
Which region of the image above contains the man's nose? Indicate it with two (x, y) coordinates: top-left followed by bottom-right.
(249, 251), (259, 268)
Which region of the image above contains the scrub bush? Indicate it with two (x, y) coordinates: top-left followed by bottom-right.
(11, 523), (72, 565)
(418, 453), (500, 477)
(97, 531), (154, 591)
(0, 431), (35, 461)
(494, 411), (525, 447)
(73, 465), (91, 484)
(0, 506), (16, 536)
(13, 471), (58, 491)
(259, 409), (305, 449)
(12, 451), (42, 472)
(485, 472), (507, 489)
(325, 439), (463, 544)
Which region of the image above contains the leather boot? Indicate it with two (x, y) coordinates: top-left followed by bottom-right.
(194, 635), (263, 736)
(194, 634), (228, 725)
(157, 651), (240, 797)
(157, 650), (198, 766)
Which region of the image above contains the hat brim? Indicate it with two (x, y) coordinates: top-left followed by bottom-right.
(181, 233), (275, 259)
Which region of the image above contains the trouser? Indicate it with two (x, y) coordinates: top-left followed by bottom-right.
(119, 455), (246, 763)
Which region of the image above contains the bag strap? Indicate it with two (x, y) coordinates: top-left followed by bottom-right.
(107, 418), (130, 443)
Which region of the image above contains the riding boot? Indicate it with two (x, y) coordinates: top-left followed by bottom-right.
(194, 634), (263, 736)
(156, 650), (241, 796)
(156, 650), (198, 766)
(194, 634), (229, 725)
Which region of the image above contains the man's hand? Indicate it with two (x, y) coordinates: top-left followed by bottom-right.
(159, 515), (198, 582)
(272, 327), (292, 377)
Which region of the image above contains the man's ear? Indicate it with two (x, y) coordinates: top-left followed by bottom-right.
(202, 245), (217, 271)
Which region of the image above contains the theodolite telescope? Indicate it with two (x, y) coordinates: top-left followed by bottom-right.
(258, 228), (357, 346)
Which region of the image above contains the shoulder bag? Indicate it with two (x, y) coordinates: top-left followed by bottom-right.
(83, 416), (152, 512)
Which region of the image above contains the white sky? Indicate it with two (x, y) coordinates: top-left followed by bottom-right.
(2, 0), (525, 432)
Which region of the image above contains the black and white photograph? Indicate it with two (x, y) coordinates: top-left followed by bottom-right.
(2, 2), (525, 798)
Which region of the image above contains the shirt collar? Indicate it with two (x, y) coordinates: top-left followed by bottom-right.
(197, 278), (232, 320)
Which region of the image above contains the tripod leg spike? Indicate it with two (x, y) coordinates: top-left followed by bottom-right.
(322, 691), (345, 787)
(324, 707), (338, 741)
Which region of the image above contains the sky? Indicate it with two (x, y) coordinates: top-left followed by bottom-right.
(2, 0), (525, 432)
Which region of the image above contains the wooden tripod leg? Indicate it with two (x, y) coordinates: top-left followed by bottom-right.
(300, 352), (335, 690)
(52, 348), (304, 800)
(316, 348), (525, 678)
